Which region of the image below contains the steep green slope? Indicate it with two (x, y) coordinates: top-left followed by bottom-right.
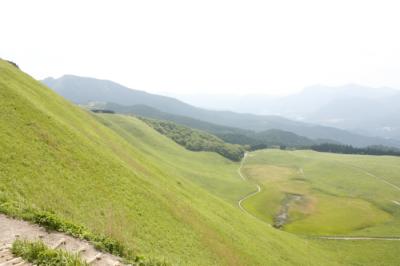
(0, 59), (339, 265)
(95, 114), (252, 204)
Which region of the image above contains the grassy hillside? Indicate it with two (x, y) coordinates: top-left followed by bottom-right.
(95, 114), (252, 204)
(0, 59), (345, 265)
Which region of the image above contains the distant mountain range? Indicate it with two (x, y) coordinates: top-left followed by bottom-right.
(170, 84), (400, 140)
(42, 76), (400, 148)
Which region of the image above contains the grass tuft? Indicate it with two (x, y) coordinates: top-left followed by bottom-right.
(12, 239), (88, 266)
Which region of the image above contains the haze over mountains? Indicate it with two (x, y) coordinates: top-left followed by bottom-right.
(43, 75), (400, 148)
(171, 85), (400, 141)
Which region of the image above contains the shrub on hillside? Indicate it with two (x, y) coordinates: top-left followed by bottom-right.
(140, 118), (245, 161)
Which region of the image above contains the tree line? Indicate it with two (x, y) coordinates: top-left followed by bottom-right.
(308, 143), (400, 156)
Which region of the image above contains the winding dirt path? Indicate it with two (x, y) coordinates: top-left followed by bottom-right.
(237, 153), (271, 227)
(317, 236), (400, 241)
(0, 214), (124, 265)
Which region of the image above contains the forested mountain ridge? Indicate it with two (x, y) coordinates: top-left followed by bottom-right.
(175, 85), (400, 140)
(89, 103), (325, 149)
(42, 75), (400, 148)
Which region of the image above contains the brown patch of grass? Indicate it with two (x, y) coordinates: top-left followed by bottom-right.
(291, 195), (318, 216)
(243, 164), (295, 184)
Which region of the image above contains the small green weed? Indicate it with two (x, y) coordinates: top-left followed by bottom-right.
(12, 239), (88, 266)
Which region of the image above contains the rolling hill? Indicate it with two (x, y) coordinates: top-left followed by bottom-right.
(91, 103), (321, 148)
(42, 75), (400, 148)
(240, 149), (400, 265)
(0, 59), (346, 265)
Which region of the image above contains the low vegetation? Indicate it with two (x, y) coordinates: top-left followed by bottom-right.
(12, 239), (88, 266)
(140, 117), (245, 161)
(0, 199), (160, 265)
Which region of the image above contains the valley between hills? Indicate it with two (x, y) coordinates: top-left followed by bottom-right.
(1, 59), (400, 265)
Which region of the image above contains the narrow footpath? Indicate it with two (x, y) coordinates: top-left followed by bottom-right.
(317, 236), (400, 241)
(0, 214), (124, 266)
(237, 153), (270, 226)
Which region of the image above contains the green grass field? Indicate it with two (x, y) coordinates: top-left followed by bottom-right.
(0, 59), (343, 265)
(2, 58), (400, 265)
(241, 149), (400, 265)
(242, 149), (400, 236)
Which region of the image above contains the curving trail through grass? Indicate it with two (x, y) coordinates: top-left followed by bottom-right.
(237, 153), (270, 226)
(317, 236), (400, 241)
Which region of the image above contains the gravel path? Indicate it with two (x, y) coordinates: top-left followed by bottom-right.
(0, 214), (124, 265)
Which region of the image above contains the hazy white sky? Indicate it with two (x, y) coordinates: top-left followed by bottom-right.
(1, 0), (400, 95)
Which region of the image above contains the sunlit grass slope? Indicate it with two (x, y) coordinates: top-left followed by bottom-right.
(242, 149), (400, 265)
(95, 114), (252, 204)
(242, 149), (400, 236)
(0, 59), (340, 265)
(315, 239), (400, 266)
